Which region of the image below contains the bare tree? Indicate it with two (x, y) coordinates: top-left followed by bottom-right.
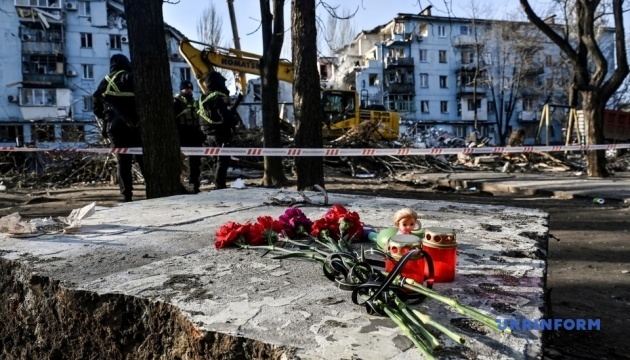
(321, 7), (357, 55)
(483, 16), (573, 145)
(260, 0), (289, 186)
(520, 0), (628, 177)
(123, 0), (183, 198)
(196, 1), (223, 45)
(196, 1), (233, 85)
(293, 0), (325, 190)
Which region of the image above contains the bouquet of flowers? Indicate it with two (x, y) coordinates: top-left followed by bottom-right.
(213, 204), (509, 358)
(215, 205), (363, 249)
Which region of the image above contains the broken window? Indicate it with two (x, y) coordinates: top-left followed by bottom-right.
(31, 125), (55, 142)
(418, 24), (428, 37)
(62, 125), (85, 142)
(467, 99), (481, 111)
(369, 74), (378, 86)
(0, 125), (24, 143)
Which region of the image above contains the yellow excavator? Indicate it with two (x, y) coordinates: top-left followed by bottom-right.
(178, 37), (399, 140)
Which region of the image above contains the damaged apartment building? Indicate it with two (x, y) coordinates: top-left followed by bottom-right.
(327, 7), (615, 143)
(0, 0), (192, 146)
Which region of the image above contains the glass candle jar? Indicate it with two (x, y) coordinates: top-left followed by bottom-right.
(385, 234), (425, 284)
(422, 227), (457, 283)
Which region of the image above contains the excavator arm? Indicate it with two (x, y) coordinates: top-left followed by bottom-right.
(178, 37), (399, 140)
(179, 37), (294, 93)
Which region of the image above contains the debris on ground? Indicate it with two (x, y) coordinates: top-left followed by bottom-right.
(1, 124), (627, 191)
(0, 202), (96, 236)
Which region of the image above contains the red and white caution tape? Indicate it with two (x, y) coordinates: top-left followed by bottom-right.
(1, 143), (629, 156)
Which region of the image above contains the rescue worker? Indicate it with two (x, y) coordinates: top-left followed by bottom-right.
(173, 80), (204, 193)
(93, 54), (144, 202)
(197, 71), (236, 189)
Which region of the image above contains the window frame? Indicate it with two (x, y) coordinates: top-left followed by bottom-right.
(420, 100), (430, 113)
(419, 49), (428, 63)
(437, 25), (446, 37)
(80, 32), (93, 48)
(440, 100), (448, 113)
(419, 73), (429, 88)
(439, 50), (447, 63)
(439, 75), (448, 89)
(81, 64), (94, 79)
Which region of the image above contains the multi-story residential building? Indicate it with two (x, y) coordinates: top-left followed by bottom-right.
(331, 8), (615, 144)
(0, 0), (194, 146)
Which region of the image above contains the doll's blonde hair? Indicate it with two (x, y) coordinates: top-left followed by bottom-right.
(393, 208), (419, 228)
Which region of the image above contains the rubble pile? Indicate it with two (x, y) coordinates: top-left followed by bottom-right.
(1, 125), (627, 190)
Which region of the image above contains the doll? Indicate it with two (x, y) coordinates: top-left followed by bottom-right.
(393, 208), (420, 235)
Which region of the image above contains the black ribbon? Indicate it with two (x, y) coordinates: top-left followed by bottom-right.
(322, 247), (434, 316)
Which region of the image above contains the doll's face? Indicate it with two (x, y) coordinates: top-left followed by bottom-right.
(398, 217), (416, 234)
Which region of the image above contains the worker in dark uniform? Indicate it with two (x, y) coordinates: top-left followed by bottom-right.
(173, 80), (204, 193)
(93, 54), (144, 202)
(197, 71), (236, 189)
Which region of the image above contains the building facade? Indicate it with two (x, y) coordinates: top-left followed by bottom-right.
(330, 8), (615, 144)
(0, 0), (194, 147)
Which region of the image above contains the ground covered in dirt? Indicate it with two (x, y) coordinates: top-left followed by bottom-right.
(1, 172), (629, 359)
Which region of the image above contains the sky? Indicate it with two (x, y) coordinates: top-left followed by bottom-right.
(162, 0), (521, 57)
(162, 0), (521, 89)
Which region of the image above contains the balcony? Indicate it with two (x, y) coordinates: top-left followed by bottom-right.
(14, 0), (61, 9)
(454, 35), (479, 47)
(21, 41), (64, 55)
(457, 85), (486, 96)
(386, 83), (414, 94)
(522, 64), (545, 76)
(385, 57), (414, 69)
(456, 59), (486, 71)
(23, 73), (66, 87)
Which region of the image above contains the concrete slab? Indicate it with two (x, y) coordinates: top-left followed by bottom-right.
(419, 172), (630, 203)
(0, 189), (548, 359)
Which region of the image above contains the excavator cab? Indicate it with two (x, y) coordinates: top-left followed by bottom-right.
(321, 90), (358, 137)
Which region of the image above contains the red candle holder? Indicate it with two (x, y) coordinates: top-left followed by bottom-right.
(385, 234), (426, 284)
(422, 227), (457, 283)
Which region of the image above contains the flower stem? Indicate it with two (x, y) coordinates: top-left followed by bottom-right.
(395, 300), (441, 349)
(277, 237), (330, 257)
(401, 279), (511, 334)
(239, 244), (326, 263)
(394, 297), (465, 345)
(376, 299), (436, 360)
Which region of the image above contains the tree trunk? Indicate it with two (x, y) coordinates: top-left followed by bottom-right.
(581, 92), (608, 177)
(260, 0), (288, 187)
(124, 0), (183, 198)
(292, 0), (324, 190)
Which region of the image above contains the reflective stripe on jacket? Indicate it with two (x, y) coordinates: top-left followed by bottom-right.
(174, 94), (198, 125)
(198, 91), (227, 124)
(102, 70), (134, 97)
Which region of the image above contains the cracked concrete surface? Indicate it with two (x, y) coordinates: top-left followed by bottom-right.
(0, 189), (548, 359)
